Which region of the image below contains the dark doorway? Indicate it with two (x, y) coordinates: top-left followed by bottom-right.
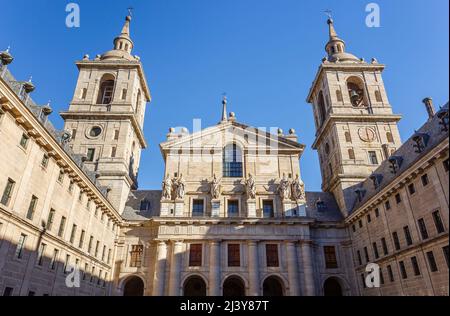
(223, 276), (245, 296)
(123, 276), (144, 296)
(262, 276), (284, 296)
(323, 278), (343, 296)
(184, 276), (207, 296)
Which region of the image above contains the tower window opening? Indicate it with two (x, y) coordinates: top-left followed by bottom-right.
(96, 74), (116, 105)
(347, 78), (366, 107)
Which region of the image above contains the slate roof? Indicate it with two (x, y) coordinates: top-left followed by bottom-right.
(350, 102), (449, 214)
(305, 191), (344, 222)
(122, 190), (162, 221)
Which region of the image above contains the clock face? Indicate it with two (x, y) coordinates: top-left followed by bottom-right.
(358, 127), (376, 142)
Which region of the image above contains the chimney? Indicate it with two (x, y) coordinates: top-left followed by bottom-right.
(422, 97), (435, 120)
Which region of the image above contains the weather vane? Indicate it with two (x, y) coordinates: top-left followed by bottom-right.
(324, 9), (333, 19)
(222, 92), (227, 100)
(128, 7), (134, 17)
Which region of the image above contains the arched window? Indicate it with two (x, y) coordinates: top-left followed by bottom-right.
(336, 90), (343, 102)
(375, 90), (383, 102)
(347, 77), (366, 107)
(386, 132), (394, 143)
(223, 144), (243, 178)
(317, 91), (327, 126)
(136, 90), (142, 114)
(96, 74), (115, 105)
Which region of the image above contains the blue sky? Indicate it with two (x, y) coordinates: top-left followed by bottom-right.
(1, 0), (448, 191)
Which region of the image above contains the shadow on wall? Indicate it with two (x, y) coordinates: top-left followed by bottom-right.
(0, 237), (113, 296)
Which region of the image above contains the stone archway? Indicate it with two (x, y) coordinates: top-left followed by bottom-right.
(223, 276), (246, 296)
(262, 276), (284, 296)
(123, 276), (144, 296)
(183, 276), (207, 296)
(323, 277), (343, 296)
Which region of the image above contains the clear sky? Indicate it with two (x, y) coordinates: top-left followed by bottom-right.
(1, 0), (448, 192)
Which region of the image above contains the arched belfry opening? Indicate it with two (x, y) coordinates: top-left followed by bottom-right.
(96, 74), (116, 105)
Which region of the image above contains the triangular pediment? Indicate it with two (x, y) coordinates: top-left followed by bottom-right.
(160, 121), (304, 157)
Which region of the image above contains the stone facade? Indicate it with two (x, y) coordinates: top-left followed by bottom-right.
(0, 15), (448, 296)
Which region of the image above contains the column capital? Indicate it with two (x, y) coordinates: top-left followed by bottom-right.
(209, 239), (222, 245)
(247, 240), (260, 246)
(284, 240), (298, 246)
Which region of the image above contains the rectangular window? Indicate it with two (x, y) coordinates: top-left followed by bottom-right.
(20, 133), (29, 149)
(408, 183), (416, 195)
(57, 216), (66, 237)
(46, 209), (55, 230)
(114, 130), (120, 140)
(411, 256), (421, 276)
(443, 159), (449, 172)
(86, 148), (95, 162)
(432, 210), (445, 234)
(363, 247), (370, 263)
(352, 224), (356, 233)
(111, 146), (117, 158)
(393, 232), (401, 250)
(103, 273), (108, 287)
(399, 261), (407, 279)
(15, 234), (27, 259)
(81, 87), (87, 100)
(372, 242), (379, 259)
(88, 236), (93, 254)
(102, 246), (106, 261)
(192, 200), (204, 217)
(90, 267), (95, 283)
(227, 244), (240, 267)
(41, 154), (49, 168)
(64, 254), (71, 274)
(3, 287), (13, 296)
(69, 224), (77, 244)
(421, 174), (429, 186)
(381, 238), (389, 255)
(395, 193), (402, 204)
(50, 249), (59, 270)
(357, 250), (362, 266)
(26, 195), (38, 220)
(83, 263), (89, 280)
(130, 245), (143, 267)
(95, 241), (100, 257)
(71, 129), (77, 140)
(263, 200), (275, 218)
(37, 243), (46, 266)
(403, 226), (413, 246)
(107, 249), (112, 264)
(368, 151), (379, 165)
(361, 273), (366, 289)
(324, 246), (338, 269)
(266, 244), (279, 267)
(367, 214), (372, 223)
(387, 264), (394, 282)
(98, 270), (102, 285)
(79, 230), (85, 249)
(375, 208), (380, 218)
(227, 200), (239, 217)
(418, 218), (429, 240)
(442, 246), (449, 268)
(121, 89), (127, 100)
(189, 244), (203, 267)
(358, 220), (363, 228)
(426, 251), (438, 272)
(380, 268), (385, 285)
(223, 144), (243, 178)
(1, 178), (15, 206)
(68, 181), (74, 193)
(385, 200), (391, 210)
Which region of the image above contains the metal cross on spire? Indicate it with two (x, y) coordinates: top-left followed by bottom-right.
(127, 7), (134, 17)
(324, 9), (333, 19)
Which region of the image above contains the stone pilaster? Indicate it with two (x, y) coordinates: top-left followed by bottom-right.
(286, 241), (300, 296)
(300, 241), (316, 296)
(168, 241), (183, 296)
(209, 240), (221, 296)
(153, 241), (167, 296)
(248, 241), (260, 296)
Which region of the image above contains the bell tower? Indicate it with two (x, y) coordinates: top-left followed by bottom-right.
(306, 18), (402, 216)
(61, 14), (151, 213)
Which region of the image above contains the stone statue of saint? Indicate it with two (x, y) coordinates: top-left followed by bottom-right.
(210, 174), (221, 200)
(175, 174), (186, 199)
(245, 173), (256, 199)
(291, 174), (306, 201)
(162, 175), (172, 200)
(278, 173), (290, 200)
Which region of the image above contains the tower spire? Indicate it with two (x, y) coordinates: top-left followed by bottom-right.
(324, 16), (360, 63)
(100, 13), (135, 61)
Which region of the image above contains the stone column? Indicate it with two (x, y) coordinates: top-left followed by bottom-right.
(153, 241), (167, 296)
(209, 240), (221, 296)
(168, 241), (183, 296)
(300, 241), (316, 296)
(286, 241), (300, 296)
(248, 241), (260, 296)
